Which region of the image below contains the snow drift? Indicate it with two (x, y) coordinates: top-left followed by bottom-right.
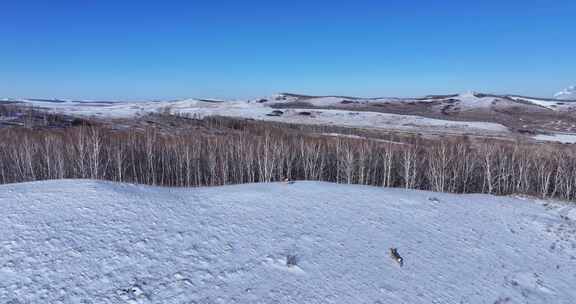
(1, 180), (575, 303)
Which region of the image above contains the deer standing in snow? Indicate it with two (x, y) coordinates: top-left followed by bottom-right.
(389, 248), (404, 267)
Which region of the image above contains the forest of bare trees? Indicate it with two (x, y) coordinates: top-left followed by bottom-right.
(1, 115), (575, 201)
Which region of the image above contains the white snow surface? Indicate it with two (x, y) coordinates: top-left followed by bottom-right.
(533, 133), (576, 144)
(508, 96), (576, 110)
(454, 91), (497, 108)
(1, 180), (575, 303)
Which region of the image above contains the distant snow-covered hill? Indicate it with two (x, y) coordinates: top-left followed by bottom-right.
(0, 94), (512, 136)
(4, 91), (576, 143)
(555, 85), (576, 100)
(1, 180), (575, 303)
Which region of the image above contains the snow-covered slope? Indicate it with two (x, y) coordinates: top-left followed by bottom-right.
(2, 96), (511, 136)
(451, 91), (497, 108)
(1, 180), (575, 303)
(554, 86), (576, 100)
(507, 95), (576, 110)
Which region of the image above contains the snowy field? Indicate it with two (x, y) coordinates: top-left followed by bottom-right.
(1, 180), (575, 303)
(533, 133), (576, 144)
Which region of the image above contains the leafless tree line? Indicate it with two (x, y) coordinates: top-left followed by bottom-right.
(1, 118), (575, 201)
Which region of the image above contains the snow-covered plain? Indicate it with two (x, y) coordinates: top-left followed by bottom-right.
(1, 180), (575, 303)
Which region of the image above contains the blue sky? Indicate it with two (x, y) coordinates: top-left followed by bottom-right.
(1, 0), (575, 100)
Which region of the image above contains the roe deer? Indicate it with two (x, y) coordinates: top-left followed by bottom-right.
(389, 248), (403, 267)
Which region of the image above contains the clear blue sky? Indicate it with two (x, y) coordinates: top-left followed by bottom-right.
(1, 0), (575, 100)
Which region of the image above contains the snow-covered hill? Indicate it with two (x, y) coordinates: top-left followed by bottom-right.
(555, 86), (576, 100)
(0, 95), (511, 136)
(1, 180), (575, 303)
(5, 91), (576, 142)
(273, 91), (576, 110)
